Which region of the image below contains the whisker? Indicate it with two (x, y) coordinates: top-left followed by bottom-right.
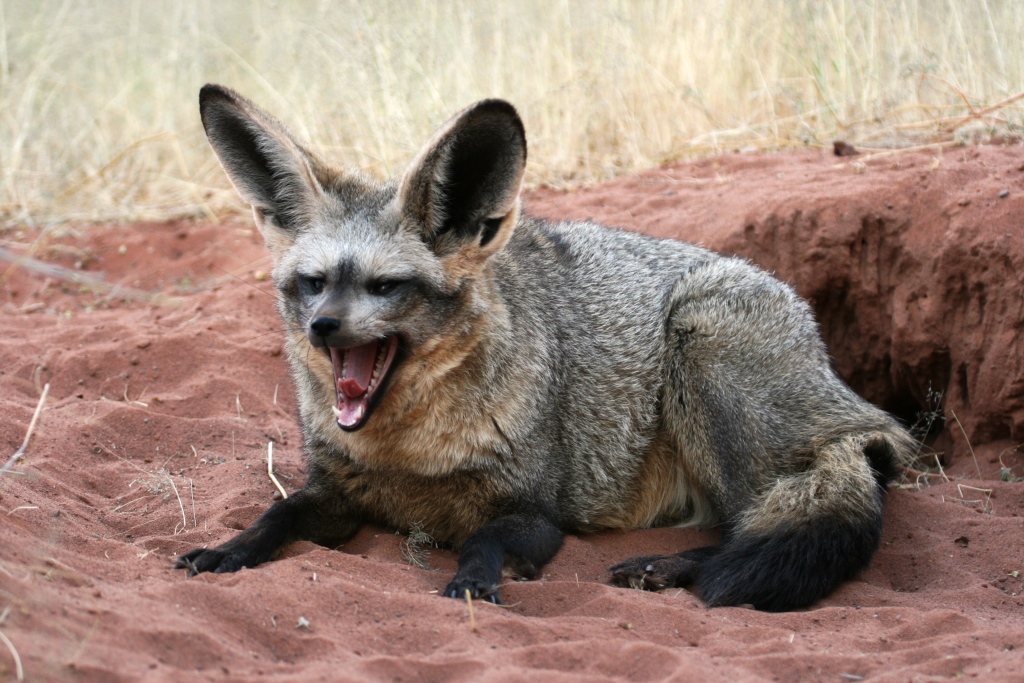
(237, 329), (287, 344)
(235, 324), (307, 346)
(211, 265), (277, 299)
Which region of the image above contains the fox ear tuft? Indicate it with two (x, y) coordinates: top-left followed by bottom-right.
(199, 84), (324, 243)
(399, 99), (527, 258)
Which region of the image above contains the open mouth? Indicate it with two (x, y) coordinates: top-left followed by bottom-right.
(329, 336), (399, 431)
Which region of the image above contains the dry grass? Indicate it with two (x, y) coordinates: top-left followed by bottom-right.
(400, 521), (435, 570)
(1, 0), (1022, 228)
(0, 383), (49, 477)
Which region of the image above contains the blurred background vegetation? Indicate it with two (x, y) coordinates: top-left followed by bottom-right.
(1, 0), (1022, 227)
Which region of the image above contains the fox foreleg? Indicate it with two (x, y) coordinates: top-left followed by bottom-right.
(444, 512), (563, 604)
(176, 485), (360, 576)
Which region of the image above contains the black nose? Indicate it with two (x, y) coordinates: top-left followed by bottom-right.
(310, 316), (341, 339)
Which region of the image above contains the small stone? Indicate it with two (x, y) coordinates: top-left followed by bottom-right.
(296, 616), (310, 629)
(833, 140), (858, 156)
(999, 189), (1010, 199)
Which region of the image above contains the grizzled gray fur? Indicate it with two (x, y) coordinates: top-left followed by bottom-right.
(177, 85), (916, 611)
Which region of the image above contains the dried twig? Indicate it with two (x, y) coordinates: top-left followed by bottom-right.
(900, 466), (946, 489)
(189, 479), (196, 528)
(957, 484), (993, 513)
(0, 624), (24, 682)
(267, 442), (288, 499)
(916, 72), (977, 115)
(949, 409), (982, 479)
(401, 522), (434, 569)
(845, 140), (959, 164)
(123, 383), (148, 407)
(0, 246), (158, 302)
(465, 589), (477, 632)
(942, 88), (1024, 131)
(997, 442), (1023, 479)
(167, 475), (187, 534)
(1, 383), (50, 477)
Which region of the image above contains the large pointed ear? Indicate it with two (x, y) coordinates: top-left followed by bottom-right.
(199, 84), (326, 255)
(398, 99), (527, 262)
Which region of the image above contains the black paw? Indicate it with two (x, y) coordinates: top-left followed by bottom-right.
(609, 554), (698, 591)
(175, 547), (256, 576)
(443, 577), (502, 604)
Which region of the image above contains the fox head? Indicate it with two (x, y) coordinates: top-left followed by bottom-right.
(199, 84), (527, 432)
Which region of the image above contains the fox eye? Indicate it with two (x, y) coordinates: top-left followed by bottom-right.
(367, 279), (405, 296)
(300, 276), (326, 295)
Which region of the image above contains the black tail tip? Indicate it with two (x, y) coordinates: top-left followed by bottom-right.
(695, 516), (884, 611)
(864, 434), (902, 488)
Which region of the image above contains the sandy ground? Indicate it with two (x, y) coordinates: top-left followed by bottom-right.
(1, 145), (1023, 682)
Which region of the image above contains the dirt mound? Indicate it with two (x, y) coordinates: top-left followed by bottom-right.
(1, 146), (1023, 681)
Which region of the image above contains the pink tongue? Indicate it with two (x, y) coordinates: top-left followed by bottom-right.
(334, 341), (378, 429)
(339, 340), (378, 398)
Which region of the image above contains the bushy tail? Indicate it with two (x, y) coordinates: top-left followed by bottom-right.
(695, 429), (914, 611)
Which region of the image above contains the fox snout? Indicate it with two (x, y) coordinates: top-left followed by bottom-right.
(308, 317), (372, 350)
(309, 315), (342, 345)
(308, 314), (366, 349)
(305, 291), (378, 349)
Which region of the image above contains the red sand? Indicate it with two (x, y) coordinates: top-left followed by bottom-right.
(1, 146), (1023, 682)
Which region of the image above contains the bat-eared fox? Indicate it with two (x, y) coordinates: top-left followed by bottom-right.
(177, 84), (915, 612)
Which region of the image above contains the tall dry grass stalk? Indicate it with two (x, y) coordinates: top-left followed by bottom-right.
(0, 0), (1021, 227)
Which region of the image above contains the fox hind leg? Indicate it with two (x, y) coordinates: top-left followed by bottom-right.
(610, 546), (720, 591)
(629, 264), (915, 611)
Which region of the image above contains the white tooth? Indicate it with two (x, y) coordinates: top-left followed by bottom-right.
(369, 346), (385, 387)
(332, 405), (343, 419)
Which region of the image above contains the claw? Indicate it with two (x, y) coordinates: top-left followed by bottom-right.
(174, 552), (201, 577)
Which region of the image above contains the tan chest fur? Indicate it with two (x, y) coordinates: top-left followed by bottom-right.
(295, 308), (526, 478)
(324, 463), (507, 545)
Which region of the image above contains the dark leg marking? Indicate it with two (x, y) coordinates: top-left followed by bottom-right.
(444, 512), (563, 604)
(610, 545), (720, 591)
(175, 486), (359, 576)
